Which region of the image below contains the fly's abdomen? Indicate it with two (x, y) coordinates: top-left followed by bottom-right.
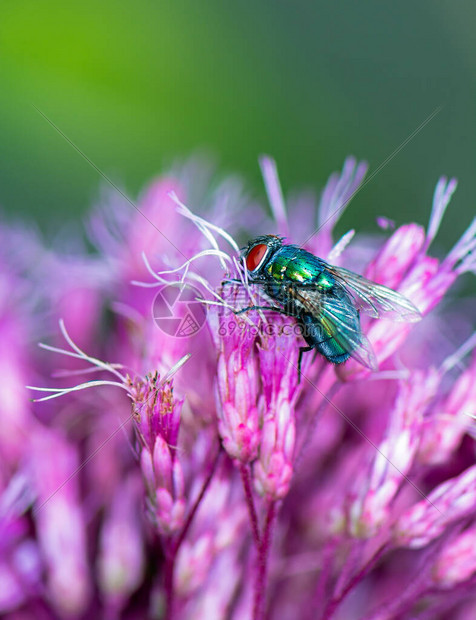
(299, 313), (350, 364)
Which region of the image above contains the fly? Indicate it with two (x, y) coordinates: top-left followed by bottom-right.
(235, 235), (421, 379)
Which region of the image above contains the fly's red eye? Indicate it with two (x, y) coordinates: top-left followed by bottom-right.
(246, 243), (268, 271)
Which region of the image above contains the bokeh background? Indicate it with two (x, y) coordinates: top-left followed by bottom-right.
(0, 0), (475, 252)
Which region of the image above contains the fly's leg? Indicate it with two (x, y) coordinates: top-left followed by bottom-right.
(219, 281), (283, 315)
(233, 305), (288, 316)
(221, 278), (241, 286)
(297, 337), (335, 384)
(297, 313), (339, 382)
(298, 346), (313, 384)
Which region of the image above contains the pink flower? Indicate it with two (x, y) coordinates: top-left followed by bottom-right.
(29, 429), (91, 617)
(347, 370), (439, 538)
(393, 465), (476, 549)
(253, 316), (304, 500)
(97, 474), (145, 612)
(211, 288), (261, 463)
(0, 474), (39, 614)
(12, 155), (476, 619)
(432, 523), (476, 588)
(418, 342), (476, 466)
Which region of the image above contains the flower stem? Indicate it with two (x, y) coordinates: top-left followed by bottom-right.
(366, 548), (439, 619)
(321, 543), (387, 620)
(253, 500), (276, 620)
(164, 445), (222, 619)
(333, 539), (362, 599)
(164, 542), (175, 620)
(240, 462), (261, 548)
(295, 382), (341, 473)
(309, 539), (337, 620)
(176, 446), (222, 552)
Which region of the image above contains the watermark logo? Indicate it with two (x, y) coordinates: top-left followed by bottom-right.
(152, 284), (207, 337)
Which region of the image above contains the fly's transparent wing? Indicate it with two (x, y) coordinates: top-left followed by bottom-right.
(295, 287), (378, 370)
(319, 295), (378, 370)
(329, 266), (421, 322)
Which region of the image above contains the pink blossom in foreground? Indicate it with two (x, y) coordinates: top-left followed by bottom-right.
(97, 473), (145, 614)
(130, 372), (186, 536)
(1, 156), (476, 619)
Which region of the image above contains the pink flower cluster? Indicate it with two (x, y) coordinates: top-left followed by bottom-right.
(1, 156), (476, 619)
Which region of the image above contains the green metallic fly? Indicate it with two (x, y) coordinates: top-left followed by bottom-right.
(238, 235), (421, 376)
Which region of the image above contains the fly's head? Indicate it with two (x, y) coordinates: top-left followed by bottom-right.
(241, 235), (284, 281)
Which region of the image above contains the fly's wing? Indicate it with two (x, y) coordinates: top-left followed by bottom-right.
(293, 287), (378, 370)
(318, 295), (378, 370)
(329, 266), (421, 322)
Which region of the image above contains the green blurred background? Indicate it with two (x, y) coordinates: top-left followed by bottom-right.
(0, 0), (474, 248)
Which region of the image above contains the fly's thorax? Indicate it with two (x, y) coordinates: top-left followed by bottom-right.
(265, 247), (324, 285)
(266, 255), (289, 281)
